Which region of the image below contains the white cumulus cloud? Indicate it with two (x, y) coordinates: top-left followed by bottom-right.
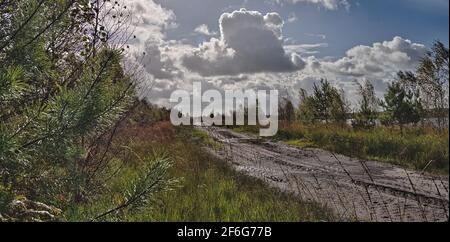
(182, 8), (306, 76)
(321, 36), (427, 78)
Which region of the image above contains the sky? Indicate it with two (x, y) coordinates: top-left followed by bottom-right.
(122, 0), (449, 107)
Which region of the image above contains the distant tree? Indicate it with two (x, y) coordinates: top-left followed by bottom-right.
(330, 88), (349, 125)
(297, 80), (349, 124)
(398, 41), (449, 129)
(297, 88), (316, 124)
(279, 98), (295, 124)
(312, 79), (348, 124)
(311, 80), (331, 123)
(381, 82), (423, 134)
(352, 80), (379, 129)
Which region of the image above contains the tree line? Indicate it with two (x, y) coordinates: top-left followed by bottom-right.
(279, 41), (449, 132)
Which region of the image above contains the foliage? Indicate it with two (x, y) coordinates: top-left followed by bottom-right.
(0, 0), (170, 220)
(397, 41), (449, 130)
(279, 98), (295, 123)
(352, 80), (379, 129)
(89, 154), (178, 221)
(381, 81), (423, 132)
(297, 79), (349, 124)
(297, 89), (317, 124)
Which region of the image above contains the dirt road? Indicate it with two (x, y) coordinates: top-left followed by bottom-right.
(200, 127), (449, 222)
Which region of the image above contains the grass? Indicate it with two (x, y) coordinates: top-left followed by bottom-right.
(231, 122), (449, 174)
(65, 122), (334, 222)
(285, 139), (317, 149)
(191, 128), (222, 149)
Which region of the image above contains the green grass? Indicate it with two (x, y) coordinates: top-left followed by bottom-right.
(231, 125), (260, 134)
(65, 123), (334, 222)
(285, 139), (317, 149)
(285, 125), (449, 174)
(191, 128), (222, 149)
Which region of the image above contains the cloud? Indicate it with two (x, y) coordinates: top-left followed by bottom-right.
(274, 0), (350, 10)
(194, 24), (217, 36)
(130, 0), (176, 28)
(182, 9), (306, 76)
(121, 0), (184, 104)
(122, 2), (428, 108)
(306, 33), (327, 40)
(276, 36), (428, 106)
(138, 39), (181, 80)
(284, 43), (329, 55)
(320, 36), (427, 78)
(126, 0), (177, 49)
(287, 12), (299, 23)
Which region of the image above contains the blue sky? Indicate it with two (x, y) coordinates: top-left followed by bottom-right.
(155, 0), (448, 57)
(284, 0), (449, 56)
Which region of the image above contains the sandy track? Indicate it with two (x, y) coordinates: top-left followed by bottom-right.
(200, 127), (449, 222)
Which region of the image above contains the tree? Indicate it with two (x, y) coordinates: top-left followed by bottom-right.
(353, 80), (379, 129)
(398, 41), (449, 130)
(279, 98), (295, 124)
(381, 82), (423, 134)
(330, 88), (349, 124)
(297, 88), (316, 124)
(418, 41), (449, 129)
(0, 0), (172, 220)
(305, 79), (348, 124)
